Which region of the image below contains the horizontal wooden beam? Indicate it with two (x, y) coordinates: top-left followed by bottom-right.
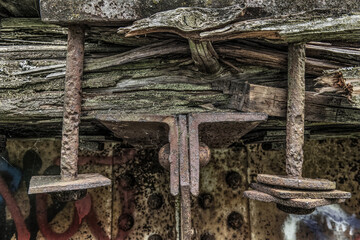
(214, 82), (360, 123)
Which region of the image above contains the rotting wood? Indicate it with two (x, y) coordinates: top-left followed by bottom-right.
(215, 43), (345, 76)
(314, 67), (360, 104)
(120, 6), (360, 43)
(189, 40), (220, 74)
(1, 17), (360, 140)
(213, 81), (360, 123)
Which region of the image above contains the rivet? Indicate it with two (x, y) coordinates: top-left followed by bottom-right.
(227, 211), (243, 230)
(148, 193), (164, 210)
(226, 171), (242, 189)
(118, 213), (134, 231)
(198, 193), (214, 209)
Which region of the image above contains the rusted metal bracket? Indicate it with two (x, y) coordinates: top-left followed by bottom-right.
(244, 43), (351, 214)
(97, 114), (180, 195)
(97, 112), (267, 239)
(28, 22), (110, 198)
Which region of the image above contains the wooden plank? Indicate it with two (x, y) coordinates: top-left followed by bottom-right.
(228, 83), (360, 123)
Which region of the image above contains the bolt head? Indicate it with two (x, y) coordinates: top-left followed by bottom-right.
(118, 213), (134, 231)
(227, 211), (243, 230)
(226, 171), (242, 189)
(148, 193), (164, 210)
(198, 193), (214, 209)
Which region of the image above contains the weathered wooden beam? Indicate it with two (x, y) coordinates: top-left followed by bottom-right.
(215, 44), (345, 76)
(120, 5), (360, 43)
(213, 81), (360, 123)
(3, 0), (360, 19)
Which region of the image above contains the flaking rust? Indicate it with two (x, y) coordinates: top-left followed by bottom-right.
(28, 22), (110, 196)
(244, 43), (351, 213)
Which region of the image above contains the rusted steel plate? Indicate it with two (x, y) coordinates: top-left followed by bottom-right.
(257, 174), (336, 190)
(28, 173), (111, 194)
(188, 112), (267, 196)
(97, 114), (180, 196)
(251, 183), (351, 199)
(243, 190), (345, 209)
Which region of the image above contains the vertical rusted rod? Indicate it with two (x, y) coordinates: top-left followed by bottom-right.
(60, 25), (85, 181)
(286, 43), (306, 177)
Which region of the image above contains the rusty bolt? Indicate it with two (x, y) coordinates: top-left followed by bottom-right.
(148, 234), (163, 240)
(201, 233), (215, 240)
(226, 171), (242, 189)
(118, 213), (134, 231)
(159, 142), (210, 170)
(147, 193), (164, 210)
(198, 193), (214, 209)
(118, 173), (136, 190)
(227, 211), (243, 230)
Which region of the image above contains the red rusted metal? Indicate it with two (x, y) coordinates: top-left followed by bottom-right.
(256, 174), (336, 190)
(188, 112), (268, 196)
(244, 43), (351, 214)
(28, 25), (111, 196)
(0, 176), (30, 240)
(159, 143), (210, 170)
(286, 43), (306, 177)
(61, 25), (85, 181)
(178, 115), (192, 240)
(97, 114), (180, 196)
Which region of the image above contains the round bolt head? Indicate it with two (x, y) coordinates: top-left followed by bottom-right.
(118, 213), (134, 231)
(227, 211), (244, 230)
(198, 193), (214, 209)
(147, 193), (164, 210)
(226, 171), (242, 189)
(159, 142), (211, 170)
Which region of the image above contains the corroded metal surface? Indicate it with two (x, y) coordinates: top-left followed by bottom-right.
(244, 190), (345, 209)
(97, 114), (180, 196)
(251, 183), (351, 199)
(28, 173), (111, 194)
(257, 174), (336, 190)
(60, 25), (85, 181)
(286, 43), (306, 177)
(188, 112), (268, 195)
(179, 116), (192, 240)
(158, 142), (210, 170)
(192, 148), (251, 239)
